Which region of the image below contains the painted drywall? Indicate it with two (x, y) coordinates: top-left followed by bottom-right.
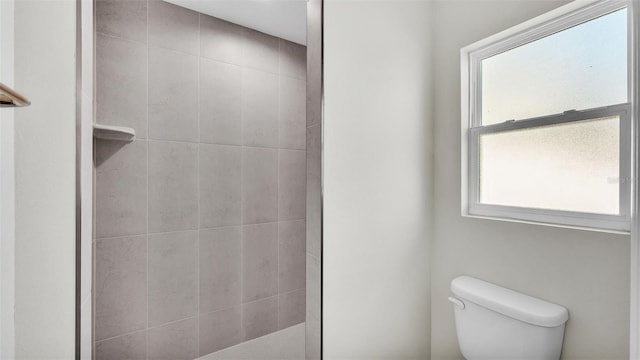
(0, 0), (15, 358)
(79, 0), (94, 358)
(14, 1), (77, 358)
(323, 1), (432, 358)
(164, 0), (307, 45)
(431, 1), (630, 359)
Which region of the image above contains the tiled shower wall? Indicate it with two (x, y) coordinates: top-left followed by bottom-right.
(93, 1), (306, 358)
(305, 0), (322, 358)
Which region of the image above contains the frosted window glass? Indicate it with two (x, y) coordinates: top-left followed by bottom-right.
(481, 9), (627, 125)
(479, 116), (619, 214)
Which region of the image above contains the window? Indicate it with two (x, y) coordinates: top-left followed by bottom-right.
(461, 1), (634, 232)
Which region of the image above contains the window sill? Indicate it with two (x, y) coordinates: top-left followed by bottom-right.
(461, 212), (630, 236)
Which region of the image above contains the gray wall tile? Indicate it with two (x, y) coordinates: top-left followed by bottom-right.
(96, 0), (147, 42)
(199, 307), (242, 356)
(148, 47), (199, 142)
(242, 297), (278, 341)
(243, 223), (278, 302)
(95, 236), (147, 341)
(242, 69), (278, 147)
(306, 0), (321, 130)
(148, 231), (198, 326)
(199, 227), (241, 313)
(305, 308), (321, 360)
(279, 149), (306, 221)
(279, 76), (306, 150)
(300, 6), (317, 301)
(278, 289), (305, 329)
(242, 147), (278, 224)
(307, 73), (322, 128)
(279, 220), (306, 293)
(95, 331), (147, 360)
(200, 16), (244, 65)
(200, 59), (242, 145)
(95, 3), (308, 353)
(306, 124), (321, 258)
(243, 29), (278, 73)
(95, 140), (147, 239)
(279, 40), (306, 80)
(306, 254), (321, 334)
(96, 35), (148, 139)
(149, 0), (199, 55)
(148, 141), (198, 233)
(148, 318), (198, 360)
(200, 144), (241, 228)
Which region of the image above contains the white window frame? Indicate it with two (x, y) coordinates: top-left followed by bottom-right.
(470, 104), (631, 231)
(461, 0), (634, 233)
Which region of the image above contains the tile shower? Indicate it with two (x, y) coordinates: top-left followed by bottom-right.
(93, 1), (307, 358)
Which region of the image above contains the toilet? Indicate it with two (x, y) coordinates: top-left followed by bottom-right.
(449, 276), (569, 360)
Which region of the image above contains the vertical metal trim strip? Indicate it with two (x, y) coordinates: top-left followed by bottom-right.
(319, 0), (324, 357)
(74, 0), (82, 358)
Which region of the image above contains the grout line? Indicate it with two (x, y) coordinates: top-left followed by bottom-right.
(147, 315), (200, 334)
(95, 328), (148, 345)
(276, 38), (282, 332)
(92, 0), (98, 353)
(145, 1), (150, 358)
(93, 218), (307, 242)
(196, 11), (202, 357)
(241, 294), (280, 307)
(94, 227), (200, 242)
(197, 223), (246, 231)
(278, 288), (306, 297)
(94, 31), (148, 47)
(242, 219), (305, 229)
(196, 301), (256, 318)
(239, 31), (246, 342)
(200, 54), (243, 70)
(277, 220), (281, 330)
(145, 137), (305, 152)
(91, 5), (98, 346)
(147, 42), (200, 58)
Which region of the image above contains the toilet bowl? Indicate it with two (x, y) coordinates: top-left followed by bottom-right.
(449, 276), (569, 360)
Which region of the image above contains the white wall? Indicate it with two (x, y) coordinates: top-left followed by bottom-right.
(323, 1), (433, 358)
(431, 1), (630, 359)
(79, 0), (94, 358)
(0, 0), (16, 358)
(14, 0), (77, 358)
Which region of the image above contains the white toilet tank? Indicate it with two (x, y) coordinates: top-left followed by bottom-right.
(450, 276), (569, 360)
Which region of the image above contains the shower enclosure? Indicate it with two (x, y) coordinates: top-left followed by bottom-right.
(88, 0), (322, 358)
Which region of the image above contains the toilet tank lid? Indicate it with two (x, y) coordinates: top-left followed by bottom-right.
(451, 276), (568, 328)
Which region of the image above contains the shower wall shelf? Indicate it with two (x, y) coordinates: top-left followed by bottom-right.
(93, 124), (136, 141)
(0, 82), (30, 108)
